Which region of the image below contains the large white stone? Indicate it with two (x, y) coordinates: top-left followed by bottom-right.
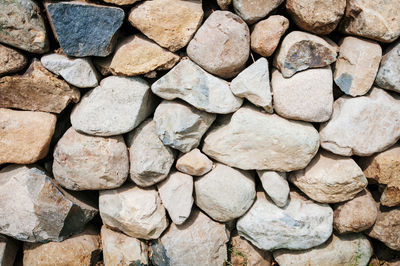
(257, 171), (289, 207)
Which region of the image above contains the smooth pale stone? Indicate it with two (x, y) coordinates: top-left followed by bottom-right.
(99, 185), (168, 240)
(319, 87), (400, 156)
(290, 151), (367, 203)
(0, 165), (97, 242)
(154, 100), (216, 153)
(71, 76), (155, 136)
(237, 191), (333, 251)
(251, 15), (289, 57)
(187, 11), (250, 78)
(202, 105), (320, 171)
(176, 149), (213, 176)
(273, 233), (373, 266)
(231, 58), (273, 112)
(375, 40), (400, 93)
(286, 0), (346, 35)
(271, 67), (333, 122)
(128, 0), (203, 52)
(339, 0), (400, 43)
(110, 35), (180, 76)
(194, 163), (256, 222)
(157, 171), (194, 225)
(41, 53), (99, 88)
(232, 0), (284, 24)
(257, 171), (289, 208)
(45, 2), (124, 57)
(126, 119), (175, 187)
(0, 235), (18, 266)
(0, 60), (80, 113)
(52, 127), (129, 191)
(0, 108), (56, 165)
(151, 209), (229, 265)
(23, 226), (101, 266)
(231, 233), (272, 266)
(333, 190), (378, 233)
(101, 226), (149, 266)
(273, 31), (338, 78)
(0, 0), (49, 53)
(151, 59), (243, 114)
(334, 37), (382, 96)
(0, 44), (27, 75)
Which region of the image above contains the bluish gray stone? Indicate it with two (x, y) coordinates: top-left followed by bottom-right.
(46, 2), (124, 57)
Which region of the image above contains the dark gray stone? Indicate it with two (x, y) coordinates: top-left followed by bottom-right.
(46, 2), (124, 57)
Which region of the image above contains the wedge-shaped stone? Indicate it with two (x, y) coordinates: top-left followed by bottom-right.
(232, 0), (284, 24)
(203, 105), (320, 171)
(375, 40), (400, 93)
(0, 44), (27, 75)
(257, 171), (289, 208)
(368, 205), (400, 251)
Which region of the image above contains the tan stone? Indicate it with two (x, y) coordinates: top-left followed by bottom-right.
(128, 0), (203, 52)
(110, 35), (180, 76)
(217, 0), (231, 10)
(0, 108), (56, 165)
(233, 0), (284, 24)
(23, 226), (101, 266)
(251, 15), (289, 57)
(286, 0), (346, 34)
(103, 0), (139, 5)
(368, 205), (400, 251)
(334, 36), (382, 96)
(176, 149), (213, 176)
(231, 234), (272, 266)
(0, 60), (80, 113)
(339, 0), (400, 43)
(0, 44), (27, 75)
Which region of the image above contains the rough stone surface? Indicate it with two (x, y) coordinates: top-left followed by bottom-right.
(0, 44), (27, 75)
(368, 205), (400, 251)
(231, 58), (272, 112)
(339, 0), (400, 43)
(273, 31), (338, 78)
(290, 151), (368, 203)
(128, 0), (203, 52)
(333, 190), (378, 234)
(151, 59), (243, 114)
(176, 149), (213, 176)
(257, 171), (289, 208)
(217, 0), (232, 10)
(334, 36), (382, 96)
(251, 15), (289, 57)
(152, 209), (229, 265)
(154, 100), (216, 153)
(0, 0), (49, 53)
(375, 40), (400, 93)
(274, 233), (373, 266)
(46, 2), (124, 57)
(233, 0), (284, 24)
(0, 165), (97, 242)
(195, 163), (256, 222)
(23, 226), (101, 266)
(203, 105), (320, 171)
(110, 35), (180, 76)
(53, 127), (129, 191)
(320, 87), (400, 156)
(0, 60), (80, 113)
(99, 185), (168, 240)
(157, 171), (194, 225)
(0, 235), (18, 266)
(286, 0), (346, 34)
(101, 226), (149, 266)
(271, 67), (333, 122)
(187, 11), (250, 78)
(41, 53), (99, 88)
(0, 108), (56, 165)
(71, 76), (154, 136)
(237, 191), (333, 251)
(231, 233), (272, 266)
(126, 119), (175, 187)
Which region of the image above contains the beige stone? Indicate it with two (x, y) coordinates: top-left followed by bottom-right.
(187, 11), (250, 78)
(368, 205), (400, 251)
(176, 149), (213, 176)
(110, 35), (179, 76)
(217, 0), (231, 10)
(128, 0), (203, 52)
(0, 60), (80, 113)
(286, 0), (346, 34)
(233, 0), (284, 24)
(273, 31), (338, 78)
(251, 15), (289, 57)
(0, 44), (27, 75)
(103, 0), (139, 5)
(334, 36), (382, 96)
(0, 108), (56, 165)
(339, 0), (400, 43)
(257, 171), (289, 208)
(231, 233), (272, 266)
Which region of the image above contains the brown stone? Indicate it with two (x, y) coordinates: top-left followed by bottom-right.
(368, 205), (400, 251)
(0, 108), (56, 165)
(0, 44), (27, 76)
(0, 60), (80, 113)
(231, 233), (272, 266)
